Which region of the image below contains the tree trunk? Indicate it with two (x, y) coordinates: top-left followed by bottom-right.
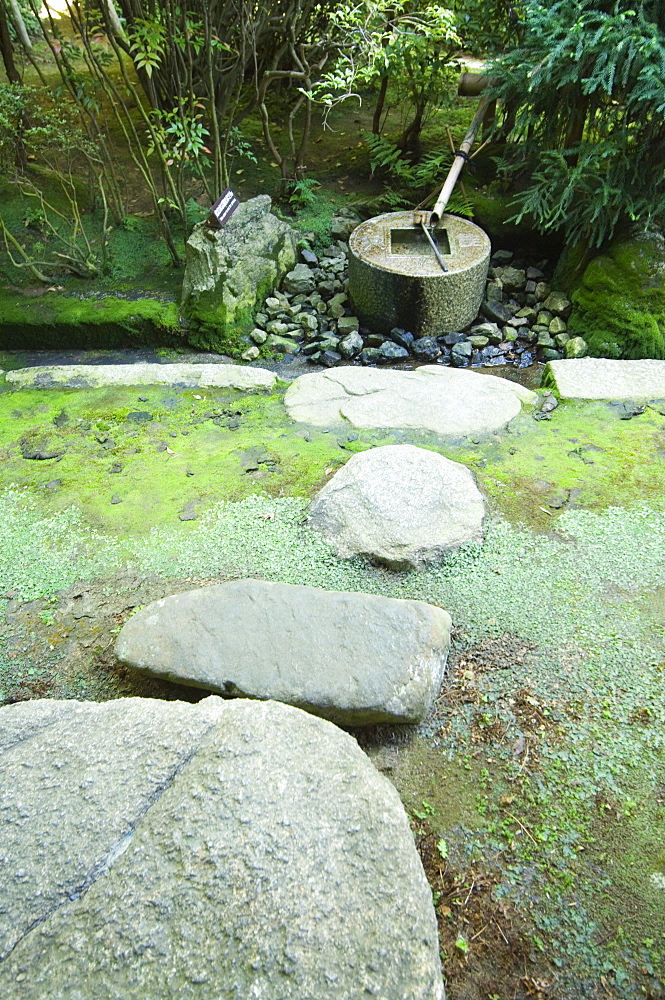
(0, 3), (21, 83)
(397, 103), (425, 157)
(7, 0), (32, 51)
(372, 75), (388, 134)
(99, 0), (127, 42)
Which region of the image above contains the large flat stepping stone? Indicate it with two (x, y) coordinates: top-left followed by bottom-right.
(309, 444), (485, 569)
(284, 364), (535, 436)
(4, 362), (275, 390)
(116, 579), (451, 725)
(0, 697), (444, 999)
(545, 357), (665, 399)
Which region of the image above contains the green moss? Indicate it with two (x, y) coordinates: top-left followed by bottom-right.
(0, 385), (396, 536)
(183, 271), (275, 356)
(437, 401), (665, 528)
(568, 233), (665, 359)
(0, 288), (181, 349)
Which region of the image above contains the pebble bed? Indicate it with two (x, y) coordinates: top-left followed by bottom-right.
(242, 220), (589, 371)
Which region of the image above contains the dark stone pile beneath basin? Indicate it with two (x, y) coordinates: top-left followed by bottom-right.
(251, 235), (588, 371)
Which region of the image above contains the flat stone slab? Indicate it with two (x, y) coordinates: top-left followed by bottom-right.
(0, 696), (444, 1000)
(309, 444), (485, 569)
(4, 363), (276, 391)
(116, 579), (451, 725)
(284, 365), (535, 436)
(545, 358), (665, 399)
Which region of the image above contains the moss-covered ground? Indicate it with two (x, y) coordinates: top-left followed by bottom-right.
(0, 371), (664, 999)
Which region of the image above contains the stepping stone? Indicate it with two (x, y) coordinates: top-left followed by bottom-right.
(309, 444), (485, 569)
(5, 363), (276, 391)
(0, 697), (444, 999)
(284, 365), (535, 437)
(545, 358), (665, 399)
(115, 579), (452, 725)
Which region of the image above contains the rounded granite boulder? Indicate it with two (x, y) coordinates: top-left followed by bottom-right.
(0, 696), (445, 1000)
(309, 443), (485, 569)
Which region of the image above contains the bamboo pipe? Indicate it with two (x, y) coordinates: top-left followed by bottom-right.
(427, 92), (493, 226)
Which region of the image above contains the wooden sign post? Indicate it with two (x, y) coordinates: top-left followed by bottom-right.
(208, 188), (240, 229)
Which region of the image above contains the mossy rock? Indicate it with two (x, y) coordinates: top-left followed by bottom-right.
(0, 287), (181, 350)
(181, 196), (297, 356)
(568, 231), (665, 360)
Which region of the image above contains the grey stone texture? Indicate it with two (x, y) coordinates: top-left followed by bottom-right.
(348, 211), (491, 335)
(0, 697), (444, 999)
(545, 357), (665, 399)
(181, 195), (297, 349)
(5, 363), (276, 391)
(309, 444), (485, 569)
(115, 579), (452, 724)
(284, 364), (535, 436)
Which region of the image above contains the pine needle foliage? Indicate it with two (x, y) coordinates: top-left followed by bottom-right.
(490, 1), (665, 247)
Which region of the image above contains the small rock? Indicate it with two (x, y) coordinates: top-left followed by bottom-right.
(242, 346), (260, 361)
(468, 336), (489, 349)
(266, 319), (290, 336)
(537, 333), (556, 348)
(482, 300), (516, 325)
(138, 396), (148, 402)
(515, 306), (537, 324)
(109, 463), (123, 474)
(283, 263), (316, 295)
(565, 336), (588, 359)
(338, 332), (364, 358)
(534, 282), (550, 302)
(390, 328), (415, 350)
(360, 347), (382, 364)
(443, 331), (467, 346)
(412, 337), (441, 360)
(491, 249), (514, 265)
(298, 312), (319, 332)
(451, 341), (472, 366)
(542, 292), (572, 317)
(486, 283), (504, 303)
(549, 316), (567, 335)
(331, 216), (358, 240)
(179, 502), (198, 521)
(317, 280), (337, 298)
(266, 335), (300, 354)
(319, 350), (342, 367)
(250, 328), (268, 345)
(379, 342), (409, 362)
(45, 479), (62, 490)
(496, 266), (526, 292)
(301, 248), (318, 265)
(110, 495), (122, 504)
(337, 316), (360, 335)
(53, 410), (69, 428)
(302, 341), (322, 356)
